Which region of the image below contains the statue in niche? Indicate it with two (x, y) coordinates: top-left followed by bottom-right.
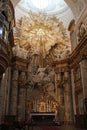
(70, 30), (77, 48)
(78, 22), (87, 41)
(0, 1), (7, 12)
(39, 102), (46, 112)
(52, 102), (58, 112)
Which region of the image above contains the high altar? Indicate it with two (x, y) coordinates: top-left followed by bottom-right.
(10, 12), (72, 123)
(0, 0), (87, 128)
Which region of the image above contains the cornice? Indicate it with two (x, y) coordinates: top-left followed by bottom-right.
(12, 56), (27, 62)
(53, 34), (87, 70)
(69, 34), (87, 68)
(11, 56), (27, 71)
(53, 58), (68, 65)
(53, 58), (70, 73)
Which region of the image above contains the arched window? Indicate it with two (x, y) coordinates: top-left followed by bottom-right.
(0, 13), (8, 43)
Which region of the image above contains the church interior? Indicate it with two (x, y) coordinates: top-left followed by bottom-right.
(0, 0), (87, 130)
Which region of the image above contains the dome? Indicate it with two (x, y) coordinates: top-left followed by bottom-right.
(11, 0), (74, 30)
(18, 0), (68, 14)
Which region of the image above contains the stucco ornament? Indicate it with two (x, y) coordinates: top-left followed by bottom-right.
(13, 11), (71, 62)
(78, 22), (87, 41)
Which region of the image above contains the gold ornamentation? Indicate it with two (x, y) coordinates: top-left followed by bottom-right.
(14, 11), (71, 62)
(78, 22), (87, 41)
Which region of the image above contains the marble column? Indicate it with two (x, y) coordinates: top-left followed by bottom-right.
(46, 100), (48, 112)
(71, 69), (76, 122)
(18, 71), (26, 119)
(32, 100), (35, 112)
(0, 75), (3, 123)
(57, 87), (62, 105)
(0, 69), (9, 117)
(37, 99), (39, 112)
(35, 100), (37, 112)
(64, 71), (73, 124)
(0, 76), (2, 86)
(18, 88), (26, 119)
(0, 75), (2, 98)
(10, 69), (19, 116)
(54, 73), (58, 99)
(80, 59), (87, 112)
(5, 67), (12, 115)
(56, 73), (62, 104)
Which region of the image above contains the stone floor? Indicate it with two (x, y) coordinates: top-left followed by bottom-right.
(59, 125), (86, 130)
(0, 124), (86, 130)
(27, 125), (87, 130)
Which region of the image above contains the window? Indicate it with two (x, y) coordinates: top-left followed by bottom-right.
(0, 13), (8, 43)
(0, 21), (3, 39)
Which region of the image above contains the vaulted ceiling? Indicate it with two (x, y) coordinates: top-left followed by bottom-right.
(11, 0), (87, 65)
(11, 0), (87, 32)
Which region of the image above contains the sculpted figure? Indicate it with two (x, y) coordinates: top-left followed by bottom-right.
(78, 22), (87, 41)
(0, 1), (7, 12)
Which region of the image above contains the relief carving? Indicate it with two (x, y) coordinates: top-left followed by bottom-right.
(13, 11), (70, 64)
(77, 22), (87, 41)
(27, 65), (55, 93)
(0, 1), (7, 12)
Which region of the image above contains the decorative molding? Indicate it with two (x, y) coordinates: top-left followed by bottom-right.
(69, 34), (87, 68)
(11, 56), (27, 71)
(13, 11), (70, 66)
(77, 22), (87, 42)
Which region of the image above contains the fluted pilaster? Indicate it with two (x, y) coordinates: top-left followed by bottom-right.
(10, 69), (19, 116)
(64, 71), (73, 124)
(80, 59), (87, 113)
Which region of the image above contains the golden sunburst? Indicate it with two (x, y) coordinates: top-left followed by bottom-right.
(14, 11), (71, 63)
